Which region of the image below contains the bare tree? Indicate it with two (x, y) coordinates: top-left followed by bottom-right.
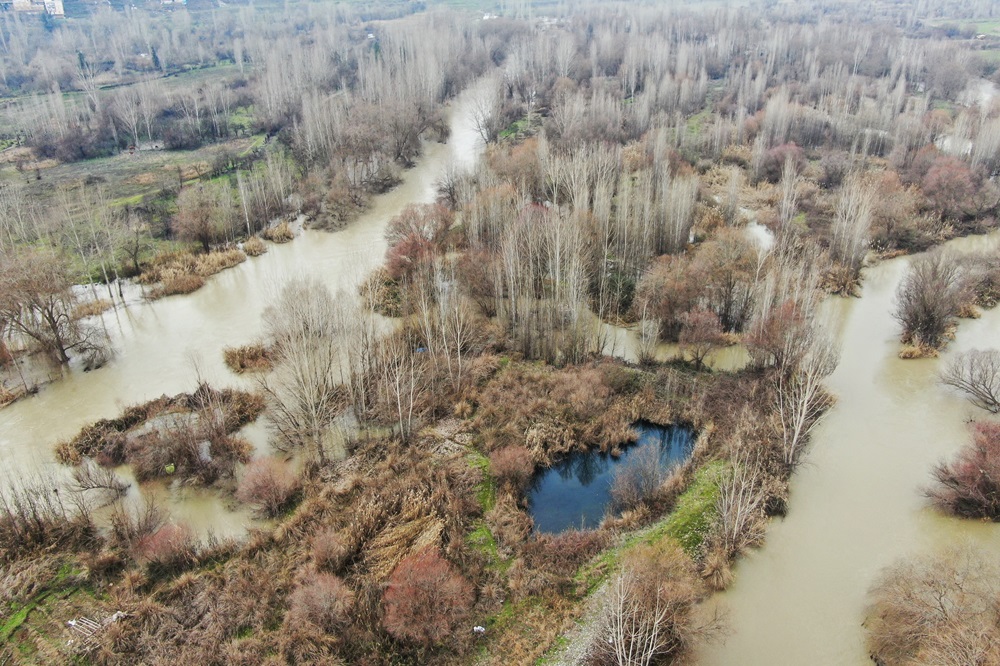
(0, 247), (95, 364)
(259, 278), (347, 464)
(830, 172), (875, 278)
(715, 442), (767, 558)
(893, 250), (968, 349)
(774, 325), (839, 469)
(375, 332), (420, 443)
(604, 566), (674, 666)
(70, 459), (130, 508)
(173, 183), (235, 252)
(593, 540), (708, 666)
(940, 349), (1000, 414)
(865, 547), (1000, 666)
(469, 75), (505, 144)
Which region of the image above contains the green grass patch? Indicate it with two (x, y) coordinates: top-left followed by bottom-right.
(467, 519), (510, 574)
(645, 461), (725, 557)
(500, 117), (532, 140)
(574, 461), (727, 592)
(686, 108), (713, 136)
(0, 592), (49, 643)
(467, 450), (497, 512)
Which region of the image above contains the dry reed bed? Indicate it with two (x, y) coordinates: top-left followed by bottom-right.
(261, 221), (294, 243)
(223, 343), (273, 373)
(139, 248), (247, 299)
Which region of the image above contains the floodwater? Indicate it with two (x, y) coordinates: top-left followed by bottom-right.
(696, 232), (1000, 665)
(0, 80), (487, 538)
(528, 422), (695, 533)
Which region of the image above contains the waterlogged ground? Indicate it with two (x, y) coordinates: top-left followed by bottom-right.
(0, 80), (488, 538)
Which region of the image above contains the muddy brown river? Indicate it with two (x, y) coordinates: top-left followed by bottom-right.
(696, 232), (1000, 665)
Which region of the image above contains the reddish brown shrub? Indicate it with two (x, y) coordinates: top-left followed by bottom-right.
(134, 523), (195, 572)
(385, 203), (453, 248)
(928, 422), (1000, 520)
(385, 233), (436, 281)
(236, 458), (301, 517)
(489, 446), (534, 491)
(760, 142), (806, 183)
(382, 547), (474, 647)
(678, 307), (723, 370)
(287, 572), (355, 632)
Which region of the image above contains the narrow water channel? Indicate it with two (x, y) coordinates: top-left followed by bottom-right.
(0, 80), (487, 538)
(696, 233), (1000, 665)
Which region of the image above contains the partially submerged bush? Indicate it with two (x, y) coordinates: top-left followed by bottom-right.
(72, 298), (113, 320)
(243, 236), (268, 257)
(236, 458), (301, 517)
(865, 547), (1000, 665)
(223, 343), (273, 373)
(262, 221), (294, 243)
(893, 250), (967, 350)
(193, 248), (246, 276)
(927, 421), (1000, 520)
(940, 349), (1000, 413)
(153, 273), (205, 298)
(58, 385), (264, 483)
(610, 443), (667, 513)
(142, 248), (246, 299)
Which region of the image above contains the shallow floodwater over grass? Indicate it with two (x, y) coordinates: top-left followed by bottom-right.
(527, 422), (694, 533)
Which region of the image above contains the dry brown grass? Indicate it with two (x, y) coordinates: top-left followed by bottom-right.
(0, 384), (19, 408)
(223, 343), (273, 373)
(152, 273), (205, 298)
(57, 385), (265, 483)
(141, 248), (246, 299)
(957, 301), (981, 319)
(262, 221), (294, 243)
(898, 344), (939, 359)
(194, 248), (246, 276)
(471, 361), (647, 461)
(72, 298), (113, 320)
(243, 236), (268, 256)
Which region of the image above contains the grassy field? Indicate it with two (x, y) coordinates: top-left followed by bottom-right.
(0, 134), (264, 207)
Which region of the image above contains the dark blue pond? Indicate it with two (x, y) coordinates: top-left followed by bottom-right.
(526, 422), (695, 534)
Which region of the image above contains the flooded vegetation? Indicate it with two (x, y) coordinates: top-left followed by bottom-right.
(1, 0), (1000, 664)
